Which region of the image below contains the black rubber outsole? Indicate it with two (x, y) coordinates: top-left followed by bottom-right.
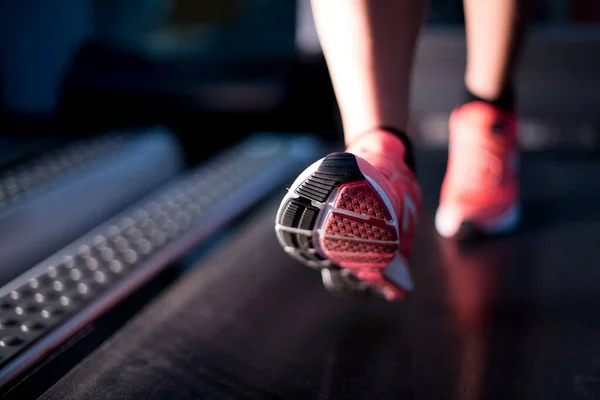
(454, 221), (483, 241)
(295, 152), (364, 203)
(278, 152), (390, 299)
(279, 153), (365, 262)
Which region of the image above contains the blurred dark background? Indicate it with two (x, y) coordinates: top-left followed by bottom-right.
(1, 0), (599, 166)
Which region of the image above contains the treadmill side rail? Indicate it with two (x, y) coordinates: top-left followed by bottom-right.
(0, 128), (185, 286)
(0, 133), (324, 390)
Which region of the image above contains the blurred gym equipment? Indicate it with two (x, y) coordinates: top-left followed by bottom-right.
(26, 149), (600, 400)
(0, 133), (323, 395)
(0, 129), (183, 290)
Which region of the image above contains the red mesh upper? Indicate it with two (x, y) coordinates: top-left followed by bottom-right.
(324, 213), (397, 241)
(323, 238), (396, 253)
(334, 182), (392, 220)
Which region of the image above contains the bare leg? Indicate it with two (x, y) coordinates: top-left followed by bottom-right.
(311, 0), (429, 145)
(276, 0), (426, 300)
(463, 0), (530, 101)
(435, 0), (531, 239)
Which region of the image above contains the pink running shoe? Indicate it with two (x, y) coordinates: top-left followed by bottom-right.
(436, 101), (520, 239)
(275, 130), (421, 300)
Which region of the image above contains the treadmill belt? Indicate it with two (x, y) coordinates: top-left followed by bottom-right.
(39, 153), (600, 400)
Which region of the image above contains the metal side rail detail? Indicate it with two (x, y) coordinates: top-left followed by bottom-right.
(0, 128), (184, 287)
(0, 134), (127, 207)
(0, 133), (324, 389)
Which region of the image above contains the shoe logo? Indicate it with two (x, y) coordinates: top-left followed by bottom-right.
(402, 193), (418, 233)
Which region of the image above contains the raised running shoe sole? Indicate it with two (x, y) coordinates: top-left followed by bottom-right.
(275, 152), (413, 300)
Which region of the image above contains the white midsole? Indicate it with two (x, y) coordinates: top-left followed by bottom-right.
(435, 203), (521, 237)
(274, 155), (414, 292)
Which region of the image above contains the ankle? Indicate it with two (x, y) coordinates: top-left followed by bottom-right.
(377, 127), (416, 174)
(463, 86), (515, 113)
(346, 128), (417, 175)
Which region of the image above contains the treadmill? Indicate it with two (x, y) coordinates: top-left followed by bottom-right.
(0, 131), (598, 399)
(2, 1), (600, 398)
(0, 129), (184, 287)
(0, 131), (325, 398)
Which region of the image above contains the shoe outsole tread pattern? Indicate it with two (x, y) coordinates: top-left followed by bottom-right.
(277, 152), (402, 299)
(295, 153), (363, 203)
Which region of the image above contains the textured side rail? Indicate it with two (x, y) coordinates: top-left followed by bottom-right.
(0, 128), (184, 287)
(0, 134), (127, 207)
(0, 133), (324, 389)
